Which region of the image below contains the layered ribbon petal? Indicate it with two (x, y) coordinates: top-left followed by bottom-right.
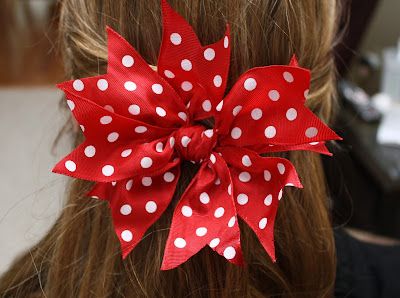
(217, 65), (341, 152)
(158, 0), (230, 121)
(53, 0), (341, 270)
(88, 159), (180, 257)
(162, 154), (243, 270)
(218, 147), (302, 261)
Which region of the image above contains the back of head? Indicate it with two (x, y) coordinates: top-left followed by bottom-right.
(1, 1), (339, 297)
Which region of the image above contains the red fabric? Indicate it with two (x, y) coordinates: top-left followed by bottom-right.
(53, 0), (341, 270)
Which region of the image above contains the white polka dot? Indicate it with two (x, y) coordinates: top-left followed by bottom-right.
(214, 178), (221, 185)
(174, 237), (186, 248)
(213, 75), (222, 87)
(142, 177), (152, 186)
(259, 218), (268, 229)
(224, 36), (229, 48)
(264, 170), (272, 181)
(169, 137), (175, 148)
(264, 126), (276, 138)
(121, 230), (133, 242)
(304, 89), (309, 99)
(204, 129), (214, 138)
(278, 189), (283, 200)
(97, 79), (108, 91)
(100, 115), (112, 125)
(121, 149), (132, 157)
(107, 132), (119, 142)
(283, 71), (294, 83)
(223, 246), (236, 260)
(164, 69), (175, 78)
(231, 127), (242, 139)
(152, 84), (163, 95)
(251, 108), (262, 120)
(111, 181), (117, 186)
(73, 79), (84, 91)
(204, 48), (216, 61)
(84, 145), (96, 158)
(65, 160), (76, 172)
(181, 81), (193, 91)
(239, 172), (251, 182)
(196, 227), (207, 237)
(145, 201), (157, 213)
(170, 33), (182, 45)
(228, 216), (236, 227)
(102, 165), (114, 176)
(181, 206), (192, 217)
(181, 136), (191, 147)
(232, 105), (242, 116)
(237, 193), (249, 205)
(156, 107), (167, 117)
(126, 179), (133, 191)
(140, 157), (153, 169)
(199, 192), (210, 204)
(120, 204), (132, 215)
(264, 194), (273, 206)
(128, 104), (140, 115)
(277, 163), (285, 174)
(178, 112), (187, 121)
(310, 142), (319, 145)
(209, 238), (220, 248)
(202, 100), (212, 112)
(104, 105), (114, 112)
(214, 207), (225, 218)
(155, 142), (164, 153)
(124, 81), (137, 91)
(163, 172), (175, 182)
(135, 126), (147, 133)
(268, 90), (280, 101)
(209, 153), (217, 164)
(122, 55), (134, 67)
(80, 125), (85, 132)
(227, 184), (232, 195)
(305, 127), (318, 138)
(286, 108), (297, 121)
(66, 100), (75, 111)
(244, 78), (257, 91)
(216, 100), (224, 112)
(242, 155), (252, 167)
(181, 59), (192, 71)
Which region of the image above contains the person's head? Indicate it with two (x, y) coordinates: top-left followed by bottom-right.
(1, 1), (340, 296)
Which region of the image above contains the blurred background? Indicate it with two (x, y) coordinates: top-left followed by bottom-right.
(0, 0), (400, 274)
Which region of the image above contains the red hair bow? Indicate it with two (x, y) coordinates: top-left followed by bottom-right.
(53, 0), (341, 270)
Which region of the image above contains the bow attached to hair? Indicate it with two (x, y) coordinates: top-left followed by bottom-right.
(53, 0), (341, 270)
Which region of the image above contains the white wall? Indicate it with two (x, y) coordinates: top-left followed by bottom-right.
(0, 88), (69, 274)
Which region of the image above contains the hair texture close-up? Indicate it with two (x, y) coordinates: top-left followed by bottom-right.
(0, 0), (340, 297)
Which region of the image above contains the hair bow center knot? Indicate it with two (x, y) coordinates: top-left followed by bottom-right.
(174, 125), (216, 163)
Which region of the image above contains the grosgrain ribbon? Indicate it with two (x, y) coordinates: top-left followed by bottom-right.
(53, 0), (341, 270)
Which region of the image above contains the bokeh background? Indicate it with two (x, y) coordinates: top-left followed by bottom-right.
(1, 0), (400, 274)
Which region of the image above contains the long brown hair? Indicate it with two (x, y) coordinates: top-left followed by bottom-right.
(1, 0), (340, 297)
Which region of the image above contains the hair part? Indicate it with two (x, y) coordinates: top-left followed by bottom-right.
(1, 0), (340, 297)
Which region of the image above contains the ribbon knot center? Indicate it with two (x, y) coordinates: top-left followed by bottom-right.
(174, 125), (216, 163)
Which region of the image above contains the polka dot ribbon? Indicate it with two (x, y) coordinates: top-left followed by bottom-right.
(53, 0), (342, 270)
